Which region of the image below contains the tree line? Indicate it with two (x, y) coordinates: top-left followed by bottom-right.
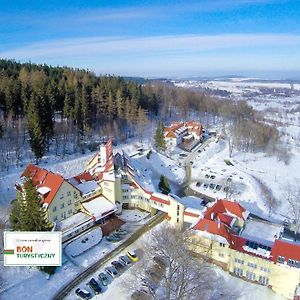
(0, 59), (157, 165)
(0, 59), (284, 169)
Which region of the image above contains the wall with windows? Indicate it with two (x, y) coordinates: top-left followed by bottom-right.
(47, 181), (81, 223)
(100, 180), (116, 203)
(189, 235), (300, 299)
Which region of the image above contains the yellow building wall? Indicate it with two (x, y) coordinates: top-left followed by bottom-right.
(47, 181), (82, 223)
(270, 263), (300, 299)
(101, 180), (116, 203)
(189, 234), (300, 300)
(86, 154), (98, 172)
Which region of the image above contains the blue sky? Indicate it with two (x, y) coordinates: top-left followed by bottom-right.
(1, 0), (300, 78)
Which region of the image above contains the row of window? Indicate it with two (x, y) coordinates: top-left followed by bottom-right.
(234, 268), (269, 285)
(53, 209), (73, 221)
(52, 199), (72, 212)
(245, 240), (271, 252)
(278, 256), (300, 268)
(59, 190), (77, 199)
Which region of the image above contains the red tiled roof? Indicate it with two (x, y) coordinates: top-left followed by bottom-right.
(271, 239), (300, 262)
(193, 218), (232, 243)
(150, 194), (170, 205)
(73, 171), (93, 183)
(216, 213), (234, 226)
(21, 164), (65, 206)
(204, 199), (246, 221)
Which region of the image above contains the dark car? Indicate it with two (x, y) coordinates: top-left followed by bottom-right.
(215, 184), (222, 191)
(119, 255), (132, 266)
(105, 266), (119, 278)
(111, 260), (125, 271)
(88, 278), (103, 294)
(75, 288), (92, 299)
(98, 272), (110, 286)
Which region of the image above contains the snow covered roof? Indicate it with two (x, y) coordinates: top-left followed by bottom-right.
(178, 196), (206, 211)
(56, 211), (92, 232)
(82, 196), (117, 220)
(150, 193), (171, 205)
(76, 180), (100, 195)
(240, 219), (282, 246)
(37, 186), (51, 195)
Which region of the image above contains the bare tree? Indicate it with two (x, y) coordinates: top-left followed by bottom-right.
(129, 224), (234, 300)
(284, 184), (300, 241)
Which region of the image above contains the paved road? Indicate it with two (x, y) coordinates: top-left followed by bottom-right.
(53, 212), (166, 300)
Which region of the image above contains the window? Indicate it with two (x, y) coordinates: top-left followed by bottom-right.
(219, 243), (225, 247)
(247, 262), (257, 269)
(234, 258), (244, 265)
(68, 199), (72, 205)
(53, 215), (57, 221)
(60, 193), (64, 199)
(233, 267), (243, 277)
(219, 253), (224, 258)
(177, 210), (180, 216)
(177, 217), (180, 223)
(52, 206), (57, 212)
(67, 191), (71, 196)
(246, 271), (256, 281)
(260, 267), (270, 273)
(258, 276), (269, 286)
(60, 202), (65, 209)
(277, 256), (285, 264)
(74, 193), (78, 199)
(288, 259), (296, 267)
(68, 209), (72, 215)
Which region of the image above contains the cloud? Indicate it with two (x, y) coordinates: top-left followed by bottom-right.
(1, 34), (300, 60)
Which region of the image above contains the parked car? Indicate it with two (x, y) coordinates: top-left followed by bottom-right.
(202, 183), (208, 189)
(127, 250), (138, 262)
(88, 278), (103, 294)
(198, 149), (201, 153)
(75, 288), (92, 299)
(106, 234), (122, 242)
(205, 174), (210, 179)
(119, 255), (132, 266)
(111, 260), (125, 271)
(209, 183), (216, 190)
(105, 266), (119, 278)
(196, 181), (201, 187)
(215, 184), (222, 191)
(210, 175), (216, 179)
(115, 228), (128, 235)
(98, 272), (110, 286)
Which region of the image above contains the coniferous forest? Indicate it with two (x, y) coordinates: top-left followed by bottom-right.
(0, 59), (284, 171)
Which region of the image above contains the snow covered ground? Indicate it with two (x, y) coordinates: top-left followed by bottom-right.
(65, 227), (103, 258)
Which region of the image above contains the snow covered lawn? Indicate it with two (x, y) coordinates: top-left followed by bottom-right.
(119, 209), (149, 223)
(65, 227), (103, 257)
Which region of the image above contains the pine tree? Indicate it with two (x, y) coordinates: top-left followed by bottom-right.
(27, 97), (46, 164)
(116, 89), (123, 119)
(9, 179), (52, 231)
(155, 121), (166, 152)
(158, 175), (171, 195)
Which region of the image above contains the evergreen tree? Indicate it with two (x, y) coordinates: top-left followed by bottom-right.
(27, 97), (46, 164)
(155, 121), (166, 152)
(158, 175), (171, 195)
(116, 89), (123, 119)
(9, 178), (52, 231)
